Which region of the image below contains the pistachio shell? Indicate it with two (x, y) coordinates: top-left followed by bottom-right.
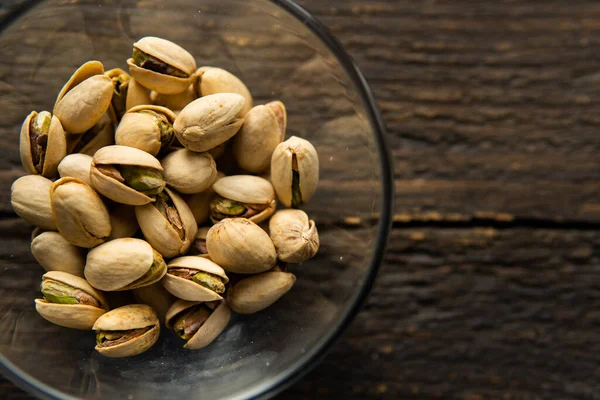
(85, 238), (166, 291)
(55, 61), (105, 105)
(35, 271), (108, 330)
(195, 67), (252, 115)
(161, 148), (217, 194)
(269, 210), (319, 263)
(227, 271), (296, 314)
(20, 112), (67, 178)
(50, 177), (111, 248)
(58, 154), (93, 186)
(135, 187), (198, 257)
(66, 112), (114, 156)
(31, 231), (86, 277)
(151, 84), (197, 112)
(206, 218), (276, 274)
(93, 304), (160, 358)
(90, 145), (164, 205)
(232, 102), (285, 173)
(212, 175), (275, 205)
(11, 175), (56, 230)
(115, 105), (176, 156)
(54, 75), (114, 134)
(165, 300), (230, 350)
(173, 93), (246, 152)
(162, 256), (228, 302)
(107, 204), (139, 240)
(132, 282), (173, 324)
(271, 136), (319, 207)
(126, 77), (152, 110)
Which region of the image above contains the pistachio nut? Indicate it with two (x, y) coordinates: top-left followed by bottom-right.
(90, 145), (166, 205)
(115, 105), (176, 156)
(105, 68), (151, 120)
(31, 231), (86, 277)
(173, 93), (246, 152)
(35, 271), (109, 330)
(127, 37), (196, 95)
(66, 112), (115, 156)
(206, 218), (276, 274)
(271, 136), (319, 208)
(187, 227), (210, 256)
(166, 299), (230, 349)
(210, 175), (276, 224)
(132, 282), (173, 324)
(151, 84), (196, 113)
(85, 238), (167, 291)
(107, 204), (139, 240)
(50, 177), (111, 248)
(232, 101), (286, 173)
(227, 271), (296, 314)
(195, 67), (252, 115)
(93, 304), (160, 358)
(183, 171), (224, 225)
(161, 148), (217, 194)
(269, 210), (319, 263)
(11, 175), (56, 230)
(20, 111), (67, 178)
(135, 187), (197, 258)
(54, 61), (113, 134)
(57, 154), (93, 186)
(162, 256), (228, 302)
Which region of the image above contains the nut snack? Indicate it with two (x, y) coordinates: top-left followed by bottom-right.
(13, 36), (321, 357)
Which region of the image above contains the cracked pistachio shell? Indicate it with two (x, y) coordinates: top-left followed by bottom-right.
(90, 145), (165, 205)
(188, 226), (210, 257)
(232, 102), (286, 173)
(31, 231), (86, 277)
(66, 112), (115, 156)
(211, 175), (276, 224)
(271, 136), (319, 208)
(85, 238), (167, 291)
(151, 84), (197, 113)
(206, 218), (276, 274)
(115, 105), (176, 156)
(195, 67), (252, 115)
(166, 299), (230, 350)
(173, 93), (246, 152)
(58, 154), (93, 186)
(11, 175), (56, 230)
(108, 204), (139, 240)
(269, 210), (319, 263)
(54, 61), (113, 134)
(50, 178), (111, 248)
(135, 187), (198, 258)
(127, 37), (196, 95)
(162, 256), (228, 302)
(35, 271), (109, 330)
(20, 111), (67, 178)
(105, 68), (151, 119)
(184, 172), (224, 225)
(161, 148), (217, 194)
(227, 271), (296, 314)
(132, 282), (173, 324)
(93, 304), (160, 358)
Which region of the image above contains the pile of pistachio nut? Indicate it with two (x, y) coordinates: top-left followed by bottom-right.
(10, 36), (320, 358)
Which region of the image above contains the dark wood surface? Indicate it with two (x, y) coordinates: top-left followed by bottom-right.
(3, 0), (600, 399)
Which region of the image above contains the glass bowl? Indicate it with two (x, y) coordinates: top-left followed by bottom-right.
(0, 0), (393, 399)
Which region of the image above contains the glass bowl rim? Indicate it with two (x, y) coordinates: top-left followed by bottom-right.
(0, 0), (394, 399)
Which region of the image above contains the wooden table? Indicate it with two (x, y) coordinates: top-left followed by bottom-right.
(2, 0), (600, 398)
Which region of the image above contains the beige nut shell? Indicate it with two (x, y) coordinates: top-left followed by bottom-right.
(196, 67), (252, 115)
(135, 187), (197, 258)
(162, 256), (228, 302)
(11, 175), (56, 230)
(31, 231), (86, 277)
(58, 154), (93, 186)
(161, 148), (217, 194)
(66, 112), (115, 156)
(20, 112), (67, 178)
(165, 299), (231, 350)
(227, 271), (296, 314)
(115, 105), (176, 156)
(93, 304), (160, 358)
(212, 175), (275, 205)
(269, 209), (319, 263)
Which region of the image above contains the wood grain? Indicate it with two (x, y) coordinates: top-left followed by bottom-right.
(2, 0), (600, 399)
